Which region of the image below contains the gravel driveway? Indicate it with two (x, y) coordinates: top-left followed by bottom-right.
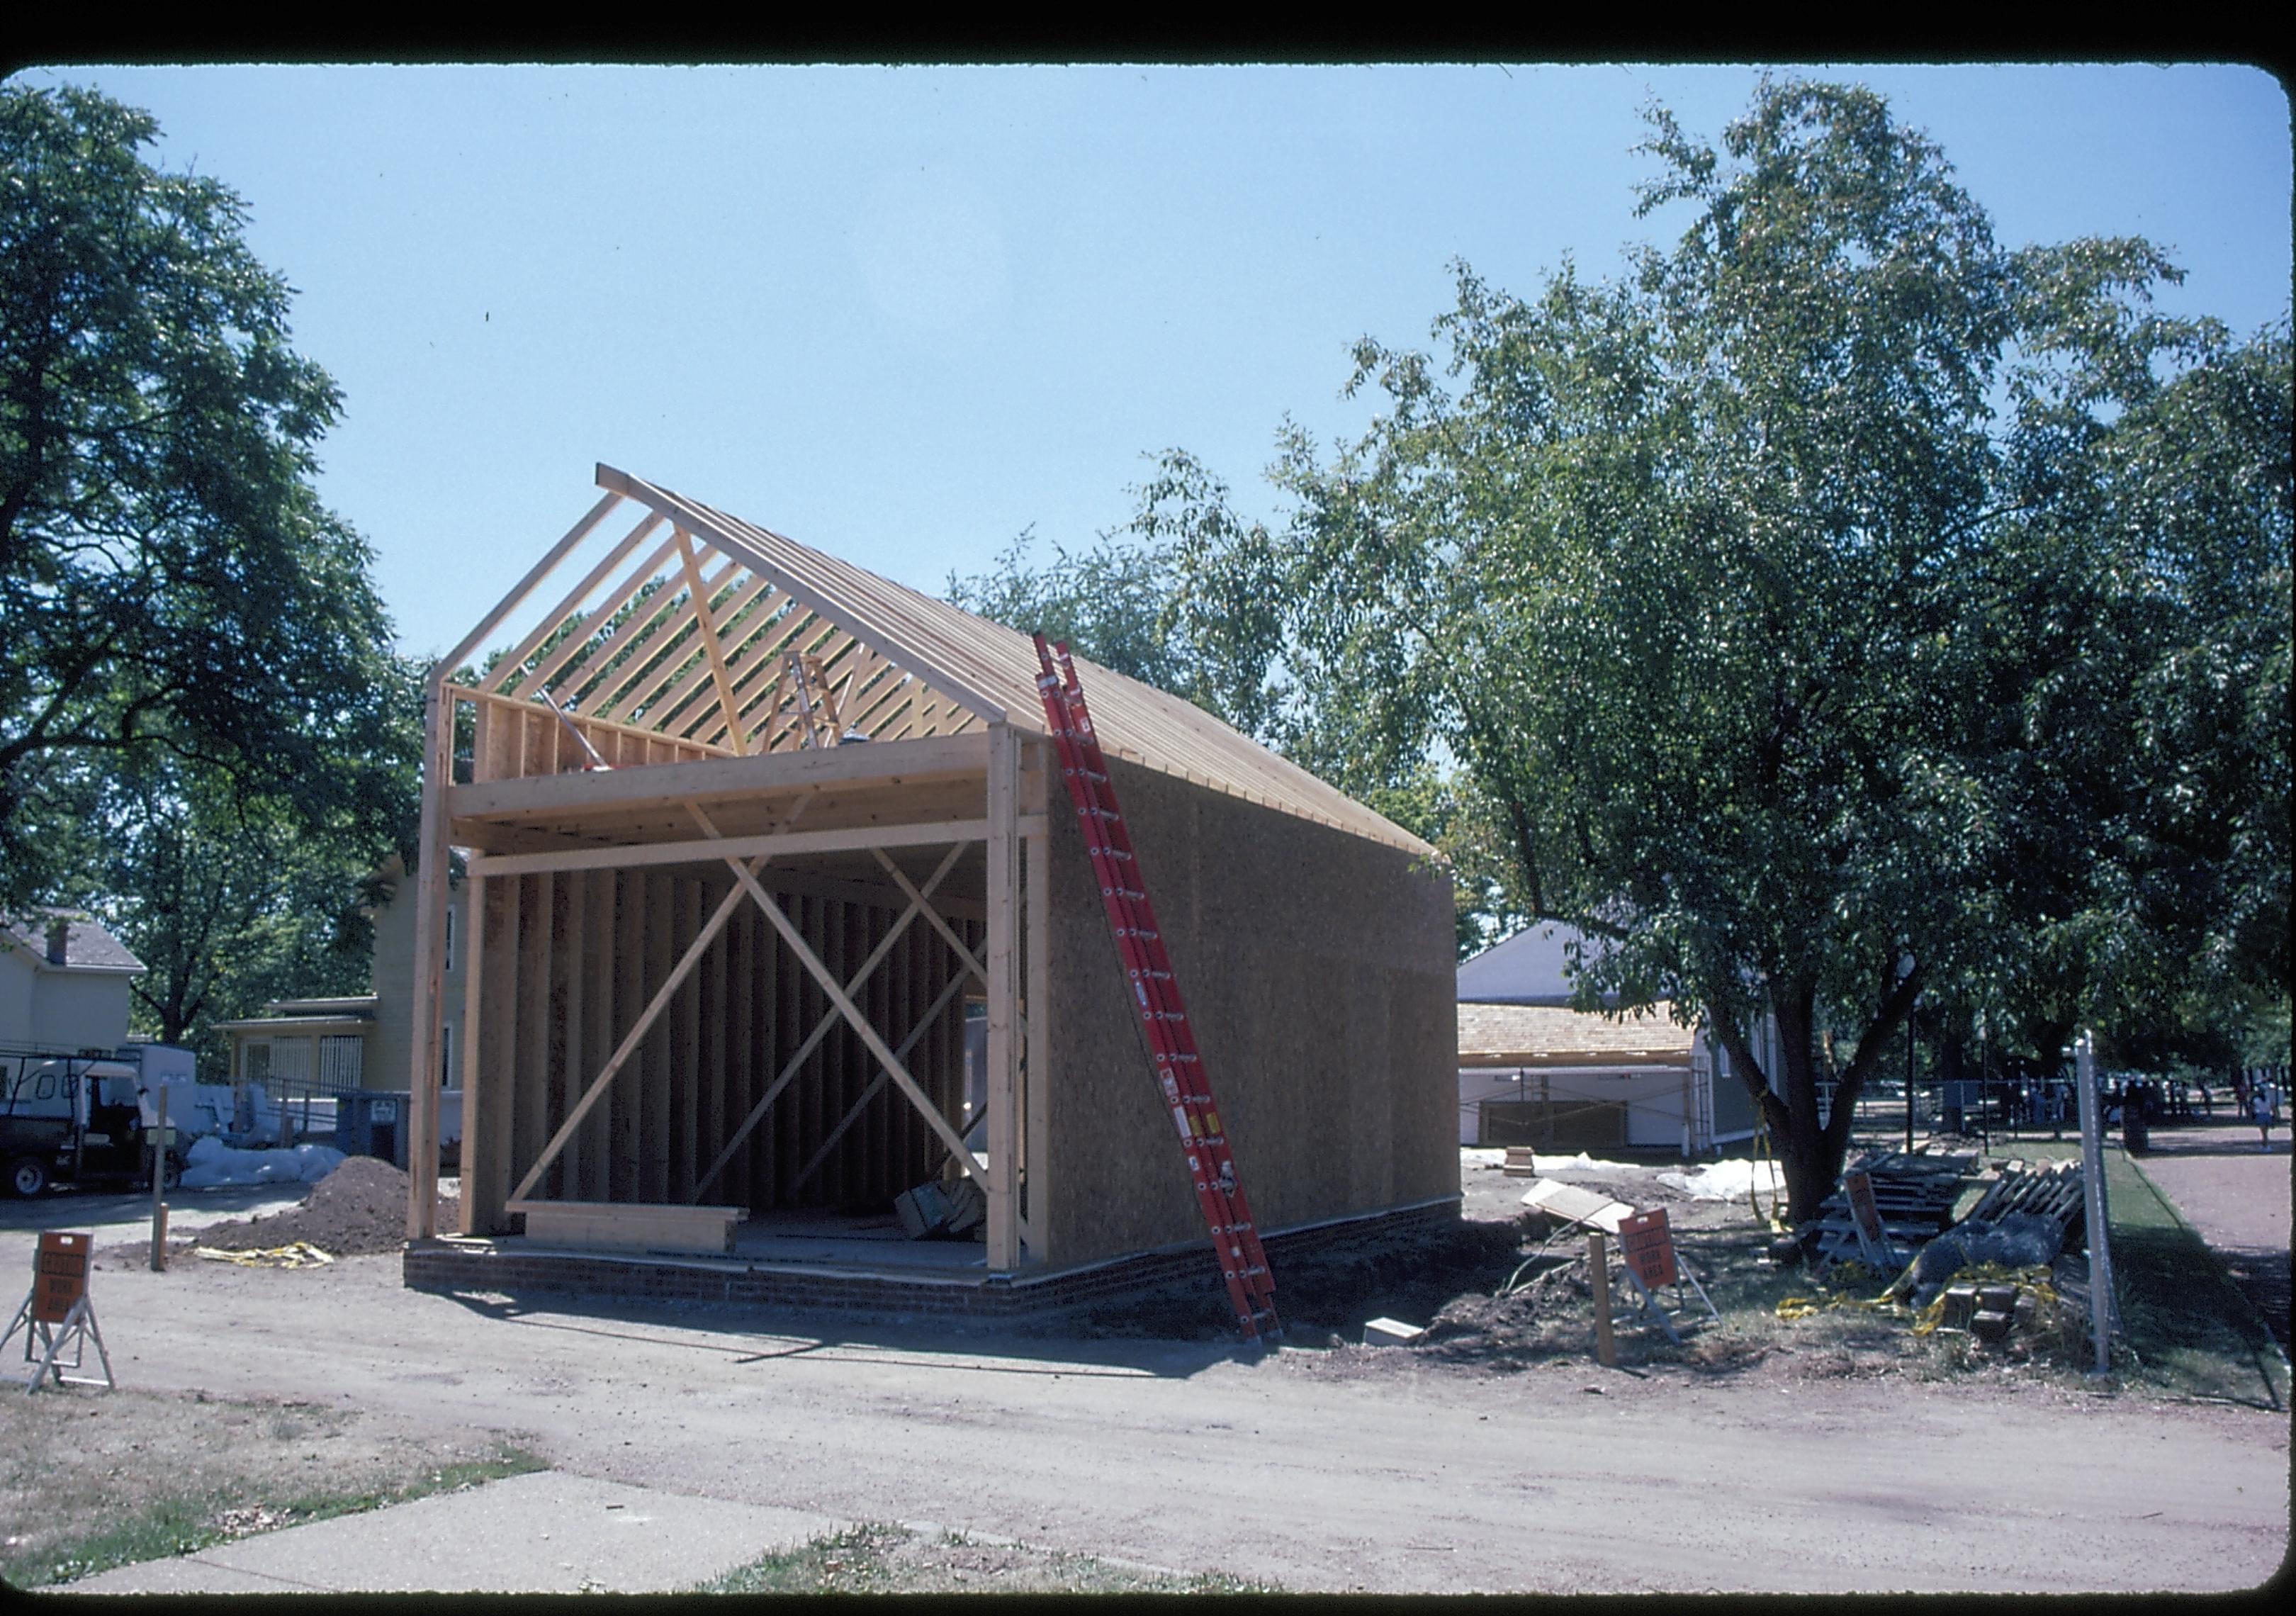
(3, 1228), (2280, 1594)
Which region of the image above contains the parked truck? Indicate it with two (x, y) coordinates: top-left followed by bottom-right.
(0, 1047), (194, 1197)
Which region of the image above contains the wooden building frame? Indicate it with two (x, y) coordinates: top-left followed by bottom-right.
(406, 466), (1441, 1276)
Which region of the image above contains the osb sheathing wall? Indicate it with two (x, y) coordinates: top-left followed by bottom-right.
(458, 867), (977, 1235)
(1044, 756), (1458, 1268)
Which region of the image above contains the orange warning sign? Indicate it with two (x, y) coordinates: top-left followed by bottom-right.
(1618, 1208), (1679, 1291)
(33, 1231), (91, 1324)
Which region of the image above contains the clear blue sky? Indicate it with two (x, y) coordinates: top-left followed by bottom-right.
(13, 62), (2292, 663)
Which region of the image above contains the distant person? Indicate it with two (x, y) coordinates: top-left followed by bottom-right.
(2251, 1087), (2274, 1152)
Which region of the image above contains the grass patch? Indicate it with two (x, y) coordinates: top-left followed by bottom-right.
(0, 1386), (542, 1590)
(694, 1522), (1281, 1595)
(2103, 1148), (2287, 1408)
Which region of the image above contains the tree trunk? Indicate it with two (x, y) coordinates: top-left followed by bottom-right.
(1710, 965), (1928, 1228)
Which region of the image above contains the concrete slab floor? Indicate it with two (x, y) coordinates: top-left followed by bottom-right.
(60, 1471), (841, 1595)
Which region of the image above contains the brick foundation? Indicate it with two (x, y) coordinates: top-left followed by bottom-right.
(401, 1194), (1461, 1329)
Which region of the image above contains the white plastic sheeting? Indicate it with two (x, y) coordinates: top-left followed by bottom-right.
(178, 1134), (346, 1189)
(1543, 1152), (1645, 1174)
(1657, 1158), (1784, 1201)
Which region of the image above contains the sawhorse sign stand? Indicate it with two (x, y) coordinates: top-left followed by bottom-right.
(1842, 1168), (1901, 1271)
(1614, 1208), (1719, 1344)
(1, 1231), (115, 1394)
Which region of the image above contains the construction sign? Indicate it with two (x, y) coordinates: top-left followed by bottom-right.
(1618, 1208), (1679, 1291)
(1842, 1168), (1898, 1267)
(5, 1229), (114, 1393)
(33, 1230), (90, 1324)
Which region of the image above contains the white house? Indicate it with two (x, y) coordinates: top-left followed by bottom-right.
(1456, 923), (1762, 1155)
(0, 911), (147, 1054)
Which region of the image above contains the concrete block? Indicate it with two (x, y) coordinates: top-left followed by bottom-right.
(1363, 1316), (1426, 1347)
(1970, 1308), (2013, 1343)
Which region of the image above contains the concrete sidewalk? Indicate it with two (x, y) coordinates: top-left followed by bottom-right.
(62, 1471), (840, 1595)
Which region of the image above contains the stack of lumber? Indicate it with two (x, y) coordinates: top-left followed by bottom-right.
(1954, 1157), (2085, 1246)
(1806, 1150), (1976, 1268)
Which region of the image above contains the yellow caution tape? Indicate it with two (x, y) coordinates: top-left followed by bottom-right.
(1775, 1259), (1912, 1322)
(193, 1242), (336, 1268)
(1749, 1123), (1784, 1232)
(1786, 1258), (2062, 1336)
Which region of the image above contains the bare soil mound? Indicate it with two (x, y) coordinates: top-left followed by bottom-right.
(186, 1157), (456, 1257)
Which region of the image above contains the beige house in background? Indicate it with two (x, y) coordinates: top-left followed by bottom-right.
(218, 855), (467, 1109)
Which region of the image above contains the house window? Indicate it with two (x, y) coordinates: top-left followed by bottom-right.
(319, 1036), (364, 1092)
(439, 1023), (456, 1089)
(444, 904), (455, 975)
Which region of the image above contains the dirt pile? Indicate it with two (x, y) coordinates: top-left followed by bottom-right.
(188, 1157), (457, 1257)
(1417, 1252), (1605, 1367)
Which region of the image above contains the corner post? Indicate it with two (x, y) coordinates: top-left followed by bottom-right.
(456, 872), (490, 1233)
(986, 721), (1022, 1269)
(1021, 737), (1051, 1263)
(406, 678), (454, 1240)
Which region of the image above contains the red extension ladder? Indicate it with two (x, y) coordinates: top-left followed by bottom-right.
(1032, 635), (1283, 1346)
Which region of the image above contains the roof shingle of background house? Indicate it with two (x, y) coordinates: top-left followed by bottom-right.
(1456, 1001), (1693, 1067)
(1, 911), (145, 973)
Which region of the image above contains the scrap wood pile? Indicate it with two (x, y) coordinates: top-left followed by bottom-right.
(1779, 1159), (2085, 1355)
(1958, 1157), (2084, 1242)
(1889, 1159), (2083, 1307)
(183, 1156), (458, 1260)
(1805, 1149), (1977, 1271)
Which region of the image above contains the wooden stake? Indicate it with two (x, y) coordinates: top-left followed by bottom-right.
(148, 1085), (169, 1272)
(1589, 1231), (1617, 1368)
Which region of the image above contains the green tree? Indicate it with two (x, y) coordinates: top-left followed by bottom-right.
(945, 486), (1525, 956)
(0, 83), (414, 904)
(35, 746), (410, 1073)
(1152, 80), (2288, 1221)
(1992, 322), (2292, 1082)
